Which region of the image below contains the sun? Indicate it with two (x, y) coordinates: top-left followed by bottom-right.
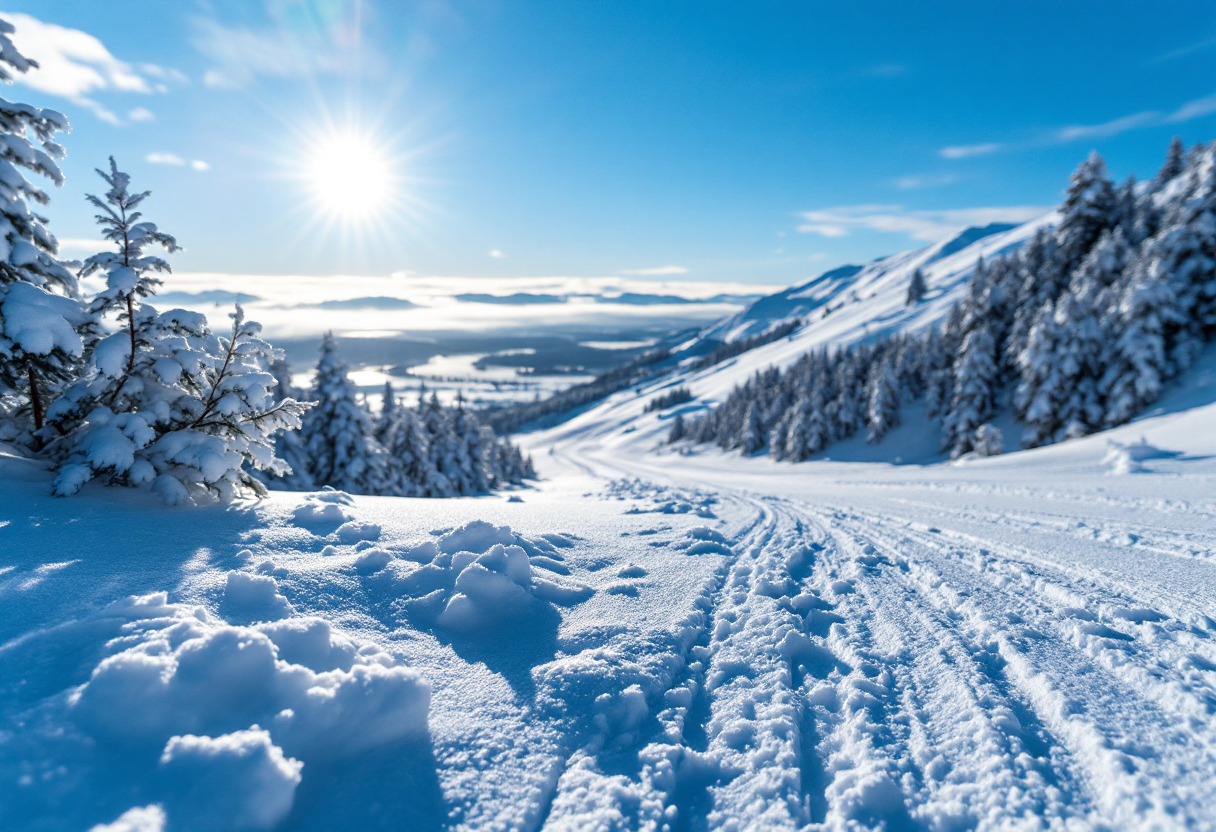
(302, 128), (395, 224)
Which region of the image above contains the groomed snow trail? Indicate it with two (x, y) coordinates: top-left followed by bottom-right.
(534, 440), (1216, 830)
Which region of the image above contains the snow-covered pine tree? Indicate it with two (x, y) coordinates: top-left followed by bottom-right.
(298, 333), (387, 493)
(452, 393), (492, 493)
(1152, 159), (1216, 356)
(1054, 151), (1116, 280)
(50, 305), (310, 502)
(263, 355), (313, 491)
(375, 380), (398, 445)
(741, 401), (765, 454)
(866, 356), (900, 443)
(1157, 136), (1185, 186)
(782, 396), (811, 461)
(906, 267), (927, 305)
(973, 423), (1003, 457)
(0, 24), (88, 434)
(668, 411), (686, 442)
(1101, 255), (1181, 427)
(44, 162), (308, 502)
(942, 267), (999, 457)
(420, 392), (458, 496)
(1016, 301), (1062, 446)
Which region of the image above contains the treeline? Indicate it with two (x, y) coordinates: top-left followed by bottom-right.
(681, 138), (1216, 460)
(645, 386), (693, 412)
(268, 337), (534, 497)
(688, 318), (802, 371)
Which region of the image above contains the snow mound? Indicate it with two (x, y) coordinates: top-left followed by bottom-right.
(396, 521), (593, 631)
(219, 570), (293, 622)
(159, 729), (301, 831)
(60, 592), (430, 828)
(290, 491), (355, 530)
(1103, 437), (1181, 474)
(437, 519), (516, 554)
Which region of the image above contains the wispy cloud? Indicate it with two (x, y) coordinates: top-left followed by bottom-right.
(146, 152), (209, 171)
(127, 106), (155, 122)
(945, 92), (1216, 158)
(488, 249), (505, 259)
(622, 265), (688, 276)
(1057, 110), (1160, 141)
(893, 173), (958, 190)
(1166, 94), (1216, 123)
(1057, 93), (1216, 142)
(939, 143), (1001, 159)
(1147, 36), (1216, 65)
(191, 12), (371, 89)
(1, 12), (179, 124)
(797, 204), (1047, 242)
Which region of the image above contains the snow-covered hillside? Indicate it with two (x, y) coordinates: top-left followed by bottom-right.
(529, 215), (1056, 459)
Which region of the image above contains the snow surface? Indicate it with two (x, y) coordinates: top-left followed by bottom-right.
(4, 340), (1216, 828)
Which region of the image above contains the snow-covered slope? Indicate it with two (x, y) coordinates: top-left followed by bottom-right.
(699, 222), (1023, 344)
(528, 213), (1056, 459)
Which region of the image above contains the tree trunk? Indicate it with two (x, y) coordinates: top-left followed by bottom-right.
(28, 365), (43, 432)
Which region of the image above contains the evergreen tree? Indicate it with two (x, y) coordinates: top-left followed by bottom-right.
(668, 411), (686, 442)
(50, 305), (309, 502)
(905, 267), (927, 305)
(1101, 257), (1182, 427)
(866, 357), (900, 443)
(1157, 136), (1185, 185)
(1055, 151), (1116, 279)
(942, 321), (998, 457)
(741, 401), (765, 454)
(298, 333), (387, 493)
(973, 424), (1003, 457)
(0, 24), (86, 433)
(375, 380), (398, 444)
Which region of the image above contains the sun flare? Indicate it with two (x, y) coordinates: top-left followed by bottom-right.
(303, 128), (394, 223)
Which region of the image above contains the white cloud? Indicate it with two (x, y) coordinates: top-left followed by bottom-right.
(1166, 94), (1216, 123)
(127, 106), (155, 122)
(191, 159), (210, 171)
(1057, 111), (1159, 141)
(54, 237), (107, 252)
(146, 152), (185, 166)
(893, 173), (958, 190)
(0, 12), (180, 124)
(191, 16), (363, 88)
(939, 143), (1001, 159)
(622, 265), (688, 275)
(488, 249), (504, 259)
(797, 204), (1047, 242)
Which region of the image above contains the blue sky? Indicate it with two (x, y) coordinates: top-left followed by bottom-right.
(3, 1), (1215, 286)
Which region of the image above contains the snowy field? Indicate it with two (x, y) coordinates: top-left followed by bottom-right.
(3, 346), (1215, 830)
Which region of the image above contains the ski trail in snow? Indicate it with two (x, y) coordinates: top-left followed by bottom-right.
(541, 439), (1216, 829)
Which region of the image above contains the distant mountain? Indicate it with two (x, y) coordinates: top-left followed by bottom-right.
(310, 296), (419, 310)
(157, 290), (262, 306)
(456, 293), (568, 305)
(594, 292), (761, 306)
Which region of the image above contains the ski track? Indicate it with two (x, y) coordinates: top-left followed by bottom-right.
(534, 451), (1216, 830)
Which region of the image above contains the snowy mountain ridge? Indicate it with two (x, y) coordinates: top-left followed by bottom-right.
(697, 220), (1033, 345)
